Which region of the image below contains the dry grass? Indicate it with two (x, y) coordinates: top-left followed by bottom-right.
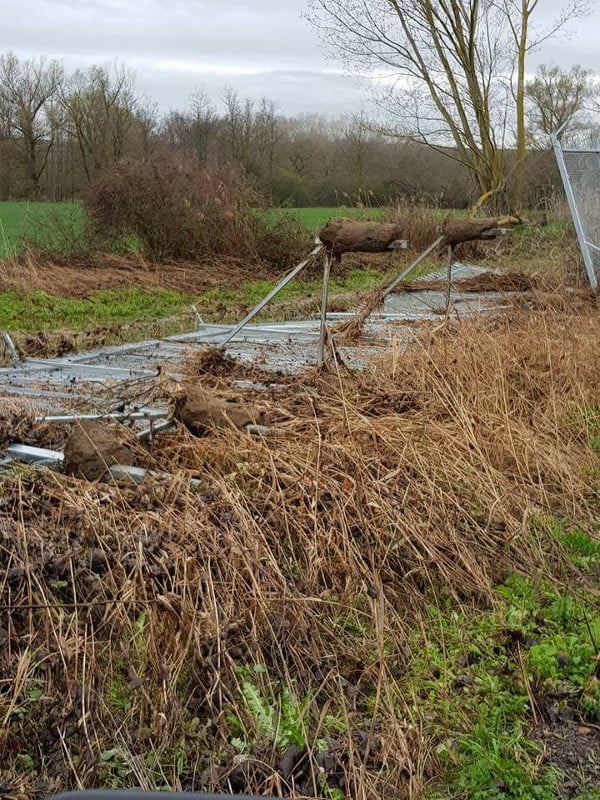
(387, 200), (441, 253)
(1, 308), (600, 798)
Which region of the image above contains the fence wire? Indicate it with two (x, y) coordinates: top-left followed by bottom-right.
(552, 136), (600, 288)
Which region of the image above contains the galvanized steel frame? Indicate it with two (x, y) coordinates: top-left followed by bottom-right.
(551, 129), (600, 290)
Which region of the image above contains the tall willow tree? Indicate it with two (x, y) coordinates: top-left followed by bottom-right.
(308, 0), (589, 208)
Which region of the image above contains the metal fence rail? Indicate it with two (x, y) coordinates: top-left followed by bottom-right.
(552, 131), (600, 289)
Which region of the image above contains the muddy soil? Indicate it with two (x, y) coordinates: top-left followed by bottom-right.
(63, 420), (138, 480)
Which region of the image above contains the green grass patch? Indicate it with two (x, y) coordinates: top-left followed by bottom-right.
(408, 572), (600, 800)
(241, 267), (387, 304)
(0, 268), (397, 336)
(0, 201), (84, 258)
(196, 266), (393, 322)
(0, 288), (190, 333)
(0, 202), (385, 259)
(264, 206), (384, 232)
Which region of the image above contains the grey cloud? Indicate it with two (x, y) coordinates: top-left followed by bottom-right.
(1, 0), (599, 116)
(138, 67), (372, 117)
(0, 0), (326, 70)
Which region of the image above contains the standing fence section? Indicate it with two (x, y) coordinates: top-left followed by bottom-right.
(551, 133), (600, 290)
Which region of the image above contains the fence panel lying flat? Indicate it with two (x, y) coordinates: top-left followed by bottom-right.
(1, 263), (513, 416)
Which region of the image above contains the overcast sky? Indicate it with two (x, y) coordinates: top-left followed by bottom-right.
(1, 0), (599, 117)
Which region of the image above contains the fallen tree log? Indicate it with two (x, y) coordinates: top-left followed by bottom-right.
(319, 217), (406, 259)
(442, 215), (521, 245)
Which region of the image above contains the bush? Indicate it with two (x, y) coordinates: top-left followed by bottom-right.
(84, 156), (310, 267)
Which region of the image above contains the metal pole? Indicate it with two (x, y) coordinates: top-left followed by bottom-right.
(107, 464), (202, 488)
(318, 251), (331, 367)
(4, 444), (64, 464)
(37, 410), (168, 424)
(444, 244), (454, 321)
(381, 235), (445, 298)
(2, 332), (20, 366)
(220, 244), (323, 346)
(551, 132), (598, 290)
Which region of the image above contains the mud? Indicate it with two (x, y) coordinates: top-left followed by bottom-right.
(63, 420), (138, 481)
(173, 385), (257, 436)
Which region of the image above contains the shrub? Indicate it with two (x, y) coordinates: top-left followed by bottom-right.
(84, 156), (309, 266)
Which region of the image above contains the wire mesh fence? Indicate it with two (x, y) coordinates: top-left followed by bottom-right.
(552, 135), (600, 289)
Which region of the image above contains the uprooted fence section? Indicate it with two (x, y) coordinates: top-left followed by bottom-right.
(0, 262), (515, 418)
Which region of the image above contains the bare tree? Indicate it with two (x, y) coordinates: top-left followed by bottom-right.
(134, 98), (160, 158)
(222, 88), (257, 168)
(308, 0), (589, 207)
(254, 98), (281, 195)
(339, 113), (371, 201)
(497, 0), (590, 206)
(189, 90), (218, 165)
(526, 64), (599, 145)
(0, 53), (63, 196)
(60, 64), (138, 182)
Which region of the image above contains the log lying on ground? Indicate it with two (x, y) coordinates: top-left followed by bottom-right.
(442, 215), (521, 246)
(319, 217), (405, 259)
(63, 420), (137, 481)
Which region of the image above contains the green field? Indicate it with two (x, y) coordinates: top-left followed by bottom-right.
(0, 201), (84, 258)
(0, 201), (384, 259)
(265, 205), (383, 231)
(0, 202), (401, 339)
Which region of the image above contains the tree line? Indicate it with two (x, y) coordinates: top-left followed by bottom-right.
(0, 49), (598, 208)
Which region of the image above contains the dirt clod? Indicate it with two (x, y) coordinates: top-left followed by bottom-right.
(173, 385), (255, 436)
(63, 420), (138, 481)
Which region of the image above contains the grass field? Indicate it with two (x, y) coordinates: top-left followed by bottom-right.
(0, 201), (383, 259)
(0, 200), (414, 340)
(0, 201), (84, 258)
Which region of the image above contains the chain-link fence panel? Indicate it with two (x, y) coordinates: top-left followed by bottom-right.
(552, 135), (600, 289)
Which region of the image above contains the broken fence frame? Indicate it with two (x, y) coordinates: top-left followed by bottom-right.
(1, 442), (202, 488)
(218, 235), (444, 364)
(0, 234), (447, 426)
(1, 234), (443, 386)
